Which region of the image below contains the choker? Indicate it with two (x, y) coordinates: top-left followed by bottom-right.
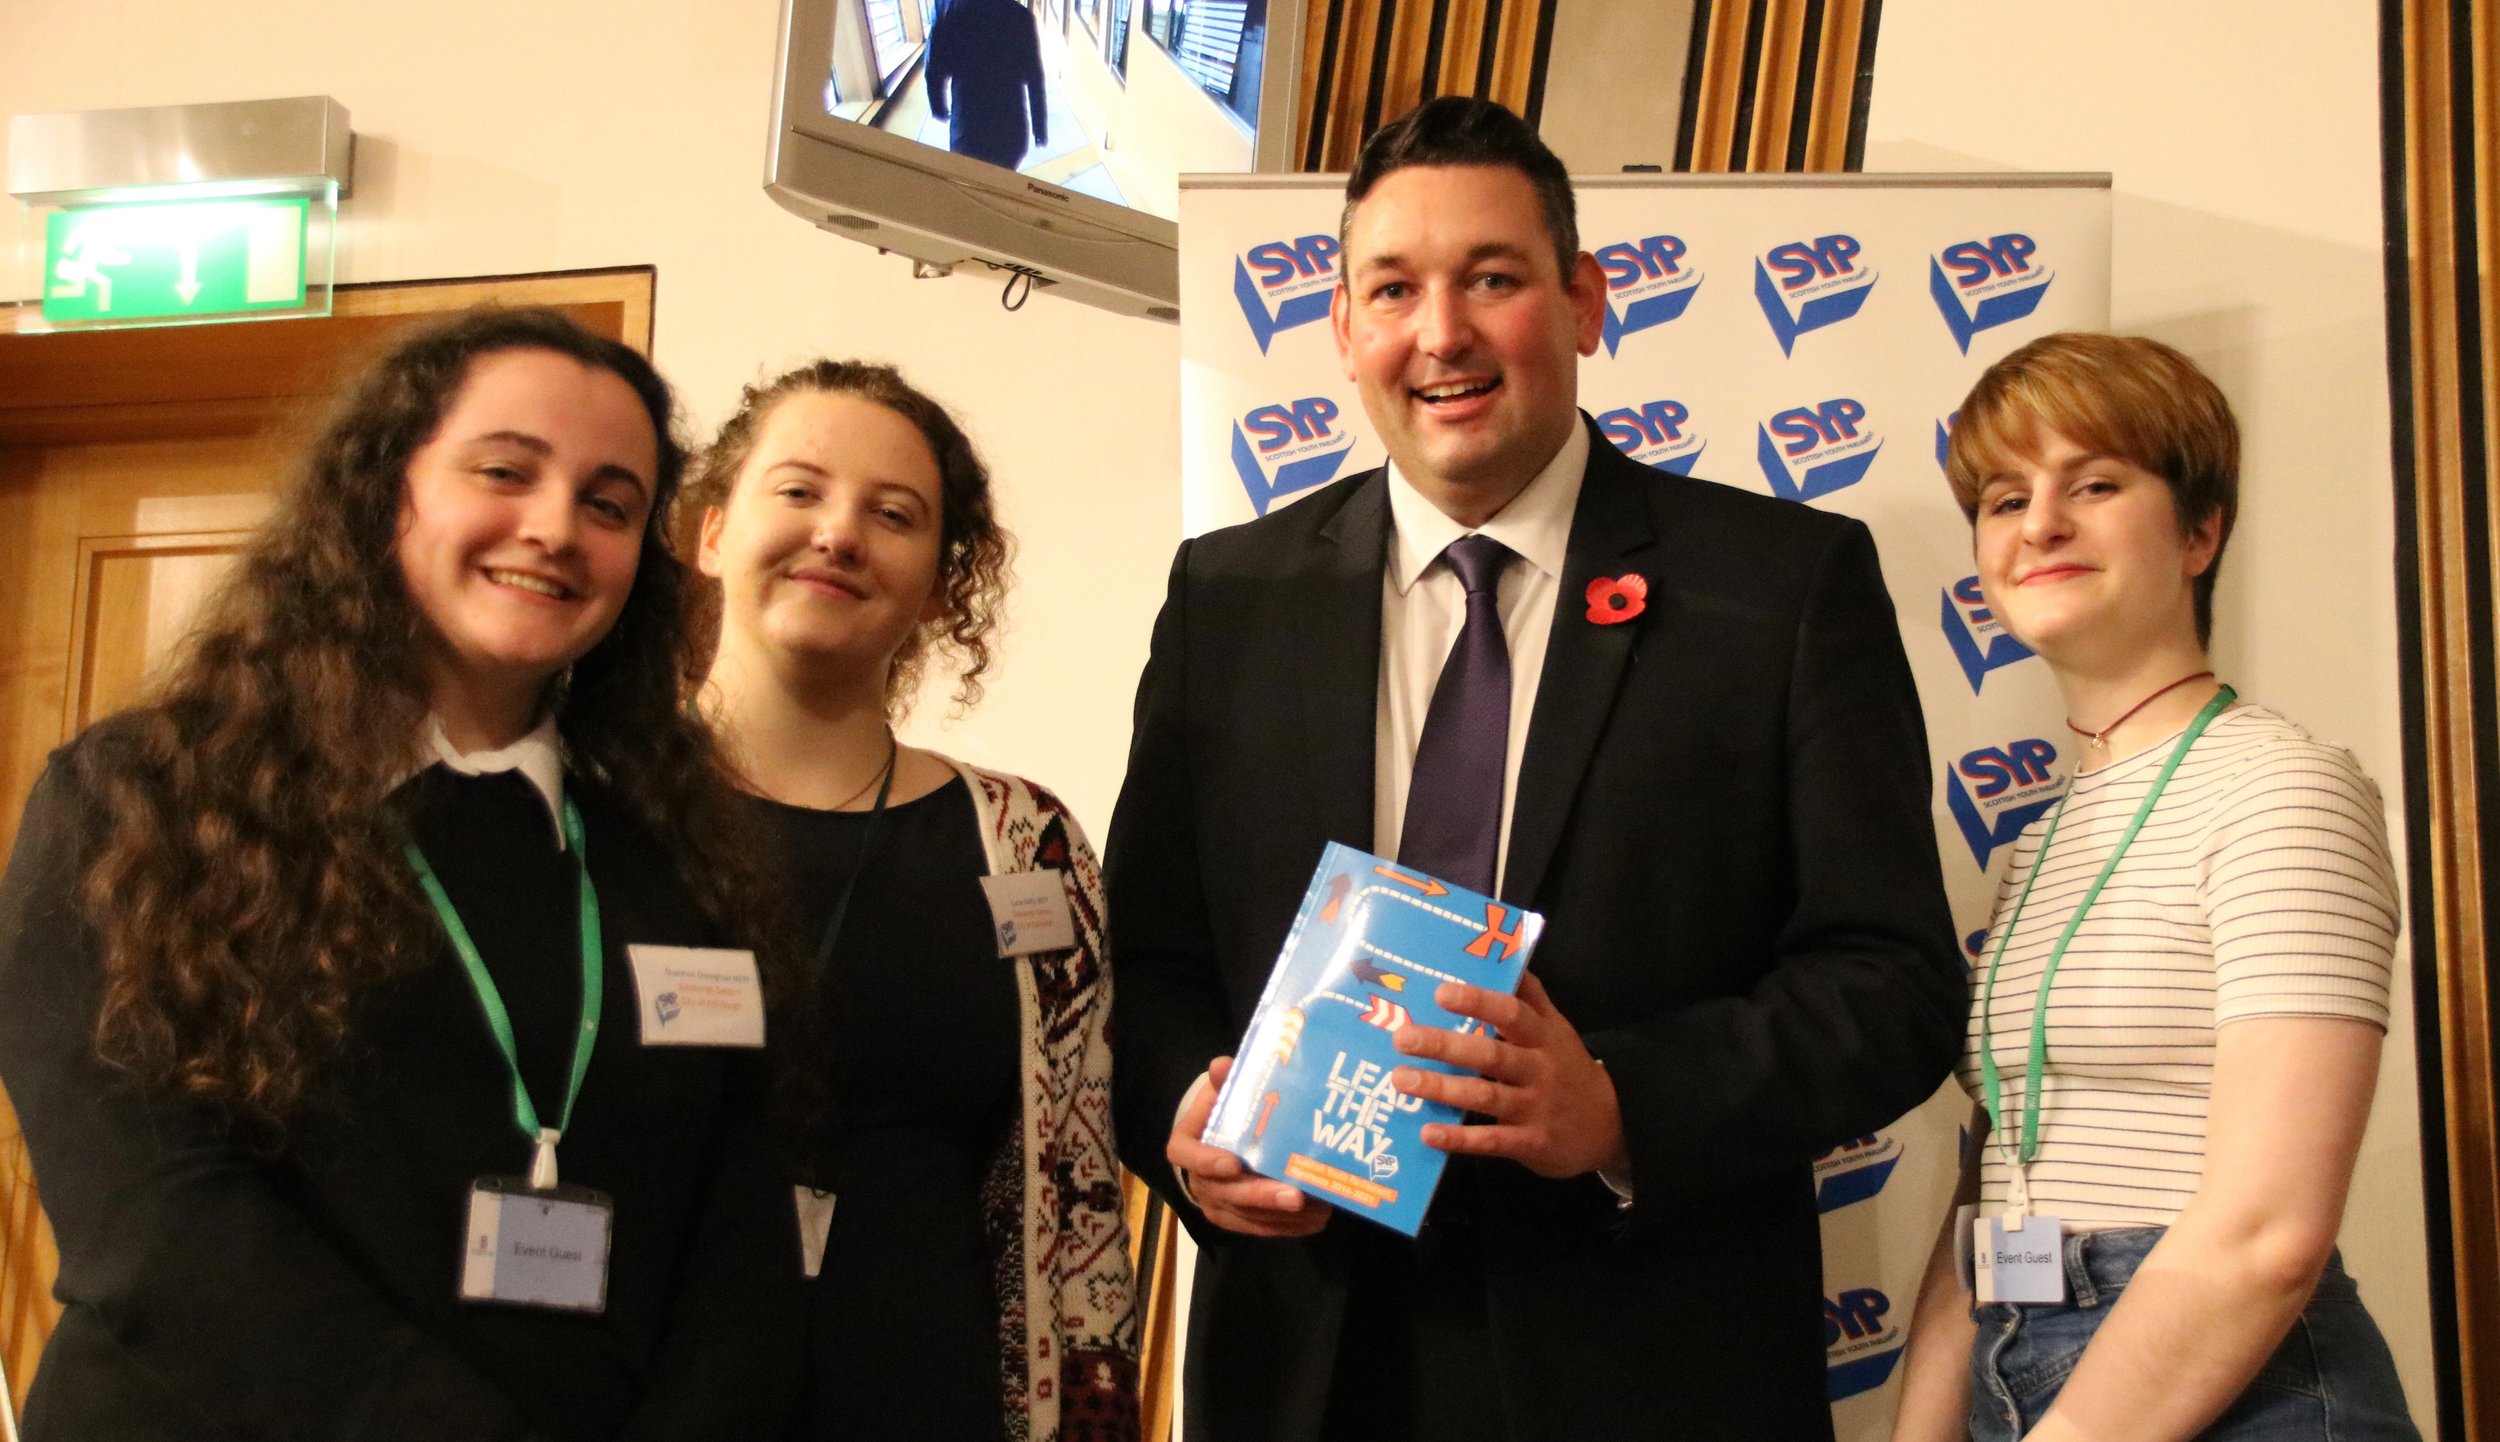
(2067, 670), (2218, 750)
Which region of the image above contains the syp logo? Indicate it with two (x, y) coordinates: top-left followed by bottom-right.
(1231, 396), (1358, 516)
(1597, 398), (1707, 476)
(1593, 234), (1703, 356)
(1941, 574), (2035, 692)
(1753, 234), (1878, 355)
(1813, 1133), (1902, 1214)
(1758, 398), (1882, 503)
(1930, 233), (2054, 354)
(1824, 1287), (1906, 1401)
(1936, 412), (1956, 474)
(1947, 737), (2064, 870)
(1233, 233), (1339, 353)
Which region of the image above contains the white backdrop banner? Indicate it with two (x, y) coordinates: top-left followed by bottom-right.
(1175, 172), (2111, 1438)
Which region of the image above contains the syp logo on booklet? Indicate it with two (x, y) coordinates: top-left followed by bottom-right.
(1930, 232), (2056, 354)
(1597, 397), (1708, 476)
(1757, 397), (1884, 504)
(1592, 232), (1705, 357)
(1229, 395), (1359, 517)
(1754, 232), (1879, 355)
(1947, 736), (2065, 871)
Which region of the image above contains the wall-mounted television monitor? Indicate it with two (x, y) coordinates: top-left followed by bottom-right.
(766, 0), (1302, 321)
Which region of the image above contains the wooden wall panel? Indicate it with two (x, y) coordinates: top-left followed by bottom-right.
(2384, 1), (2500, 1437)
(1677, 0), (1878, 174)
(1295, 0), (1556, 171)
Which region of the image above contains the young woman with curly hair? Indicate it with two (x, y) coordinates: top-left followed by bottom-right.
(0, 307), (804, 1441)
(683, 361), (1138, 1441)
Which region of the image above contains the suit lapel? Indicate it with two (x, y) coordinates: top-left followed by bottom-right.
(1296, 473), (1389, 853)
(1504, 436), (1657, 907)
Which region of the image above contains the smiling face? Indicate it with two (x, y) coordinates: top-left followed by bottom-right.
(1331, 163), (1605, 523)
(1972, 427), (2221, 669)
(395, 347), (657, 730)
(697, 389), (945, 690)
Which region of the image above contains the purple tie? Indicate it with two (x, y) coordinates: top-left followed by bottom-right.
(1399, 534), (1513, 896)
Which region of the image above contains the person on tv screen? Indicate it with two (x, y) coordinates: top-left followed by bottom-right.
(1106, 95), (1964, 1442)
(0, 306), (804, 1440)
(926, 0), (1049, 172)
(1890, 333), (2417, 1442)
(680, 359), (1137, 1441)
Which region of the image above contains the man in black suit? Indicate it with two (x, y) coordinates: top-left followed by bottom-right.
(1106, 96), (1963, 1442)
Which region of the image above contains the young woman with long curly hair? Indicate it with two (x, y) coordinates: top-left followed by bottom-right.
(683, 361), (1137, 1441)
(0, 307), (804, 1440)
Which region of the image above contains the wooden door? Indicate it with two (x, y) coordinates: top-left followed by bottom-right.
(0, 270), (653, 1420)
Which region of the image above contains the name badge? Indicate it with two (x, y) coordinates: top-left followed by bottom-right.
(795, 1186), (837, 1279)
(978, 871), (1077, 957)
(628, 944), (765, 1047)
(1972, 1213), (2066, 1305)
(461, 1177), (612, 1313)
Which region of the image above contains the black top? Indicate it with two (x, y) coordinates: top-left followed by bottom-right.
(753, 778), (1019, 1442)
(0, 734), (803, 1442)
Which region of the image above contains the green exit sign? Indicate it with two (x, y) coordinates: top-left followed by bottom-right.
(44, 197), (310, 323)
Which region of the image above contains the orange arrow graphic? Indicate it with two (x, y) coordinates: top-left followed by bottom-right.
(1254, 1091), (1281, 1138)
(1372, 864), (1449, 896)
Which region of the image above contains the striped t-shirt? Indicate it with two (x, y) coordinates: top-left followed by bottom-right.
(1956, 703), (2400, 1227)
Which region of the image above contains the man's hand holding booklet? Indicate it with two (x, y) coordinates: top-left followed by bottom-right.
(1197, 843), (1544, 1236)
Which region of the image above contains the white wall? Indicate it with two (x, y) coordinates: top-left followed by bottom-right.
(1868, 3), (2436, 1428)
(0, 0), (1184, 840)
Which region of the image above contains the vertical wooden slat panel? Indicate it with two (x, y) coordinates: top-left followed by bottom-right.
(1437, 0), (1490, 95)
(1744, 0), (1810, 170)
(1295, 0), (1558, 170)
(2391, 0), (2500, 1436)
(1376, 0), (1439, 134)
(1802, 0), (1864, 170)
(2478, 0), (2500, 654)
(1482, 0), (1542, 116)
(1298, 0), (1341, 168)
(1320, 0), (1386, 169)
(1684, 0), (1755, 171)
(1679, 0), (1874, 176)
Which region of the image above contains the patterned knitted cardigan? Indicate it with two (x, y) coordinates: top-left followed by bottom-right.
(949, 758), (1140, 1442)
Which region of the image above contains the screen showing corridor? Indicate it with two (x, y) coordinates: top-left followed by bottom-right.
(822, 0), (1272, 221)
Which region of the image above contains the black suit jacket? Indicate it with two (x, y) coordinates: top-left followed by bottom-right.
(1107, 421), (1964, 1442)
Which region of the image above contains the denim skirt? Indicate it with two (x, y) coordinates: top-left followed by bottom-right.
(1967, 1226), (2418, 1441)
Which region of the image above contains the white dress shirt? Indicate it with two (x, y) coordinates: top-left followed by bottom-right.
(1373, 422), (1589, 896)
(409, 715), (570, 850)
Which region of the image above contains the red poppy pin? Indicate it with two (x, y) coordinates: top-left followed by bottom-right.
(1585, 573), (1648, 625)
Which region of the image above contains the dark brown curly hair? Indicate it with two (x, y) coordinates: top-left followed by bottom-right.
(71, 306), (795, 1131)
(675, 360), (1013, 712)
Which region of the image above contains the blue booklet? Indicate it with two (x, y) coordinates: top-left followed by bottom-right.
(1200, 842), (1544, 1236)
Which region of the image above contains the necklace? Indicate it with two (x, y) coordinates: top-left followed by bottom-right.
(827, 729), (898, 810)
(2066, 670), (2217, 750)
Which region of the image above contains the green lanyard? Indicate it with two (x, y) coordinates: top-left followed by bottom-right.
(1979, 686), (2235, 1211)
(405, 794), (603, 1191)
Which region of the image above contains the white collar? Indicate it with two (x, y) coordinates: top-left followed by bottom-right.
(414, 715), (570, 849)
(1384, 419), (1588, 595)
